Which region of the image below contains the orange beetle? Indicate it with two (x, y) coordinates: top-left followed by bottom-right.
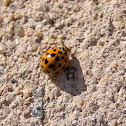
(40, 46), (70, 76)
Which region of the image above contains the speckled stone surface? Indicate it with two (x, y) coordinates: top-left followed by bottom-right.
(0, 0), (126, 126)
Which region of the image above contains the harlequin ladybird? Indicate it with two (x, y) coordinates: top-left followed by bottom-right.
(41, 46), (70, 76)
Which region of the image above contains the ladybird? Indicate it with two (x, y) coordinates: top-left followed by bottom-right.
(41, 46), (70, 76)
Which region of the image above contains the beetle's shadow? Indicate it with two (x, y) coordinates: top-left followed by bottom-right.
(51, 57), (87, 96)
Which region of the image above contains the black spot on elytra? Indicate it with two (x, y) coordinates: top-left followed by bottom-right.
(46, 53), (49, 55)
(58, 63), (61, 67)
(58, 47), (61, 50)
(55, 71), (59, 74)
(61, 56), (64, 59)
(46, 71), (50, 73)
(67, 48), (70, 52)
(45, 58), (48, 64)
(64, 52), (67, 56)
(55, 56), (59, 61)
(51, 53), (56, 57)
(64, 59), (67, 63)
(58, 51), (62, 54)
(62, 65), (65, 69)
(62, 47), (65, 50)
(53, 49), (56, 51)
(42, 65), (43, 68)
(49, 64), (55, 68)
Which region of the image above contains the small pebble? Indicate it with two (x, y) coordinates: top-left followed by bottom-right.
(15, 25), (25, 37)
(112, 62), (118, 70)
(14, 13), (21, 19)
(43, 96), (48, 102)
(8, 83), (13, 92)
(71, 47), (77, 55)
(16, 96), (24, 106)
(23, 89), (32, 98)
(91, 104), (99, 111)
(43, 36), (49, 43)
(63, 95), (69, 103)
(58, 34), (66, 39)
(35, 32), (43, 37)
(115, 103), (120, 109)
(1, 97), (6, 103)
(14, 87), (20, 95)
(79, 102), (84, 107)
(9, 13), (14, 21)
(52, 87), (60, 97)
(6, 109), (12, 116)
(15, 38), (19, 45)
(16, 109), (22, 116)
(45, 86), (51, 95)
(10, 101), (19, 109)
(27, 97), (32, 102)
(23, 101), (29, 106)
(9, 21), (14, 29)
(55, 21), (64, 29)
(6, 27), (13, 37)
(26, 28), (34, 37)
(72, 110), (79, 120)
(18, 57), (23, 63)
(3, 74), (8, 79)
(118, 88), (123, 97)
(24, 109), (31, 118)
(57, 96), (63, 104)
(31, 43), (38, 52)
(51, 114), (54, 117)
(19, 83), (23, 90)
(6, 92), (15, 104)
(0, 86), (6, 94)
(2, 120), (6, 126)
(99, 13), (103, 19)
(72, 104), (77, 109)
(3, 0), (10, 6)
(84, 28), (92, 36)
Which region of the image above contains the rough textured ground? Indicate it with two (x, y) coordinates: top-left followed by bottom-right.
(0, 0), (126, 126)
